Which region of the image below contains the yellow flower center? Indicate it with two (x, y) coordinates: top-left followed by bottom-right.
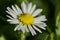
(17, 13), (34, 25)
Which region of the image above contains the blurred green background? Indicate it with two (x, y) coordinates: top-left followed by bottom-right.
(0, 0), (60, 40)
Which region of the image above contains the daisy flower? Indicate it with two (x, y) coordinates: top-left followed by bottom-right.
(6, 1), (47, 36)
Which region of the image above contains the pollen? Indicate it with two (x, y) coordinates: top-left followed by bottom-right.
(17, 13), (34, 25)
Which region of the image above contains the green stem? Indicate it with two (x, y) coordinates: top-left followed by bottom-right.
(50, 33), (54, 40)
(21, 32), (25, 40)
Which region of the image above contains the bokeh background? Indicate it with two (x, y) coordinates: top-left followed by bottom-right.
(0, 0), (60, 40)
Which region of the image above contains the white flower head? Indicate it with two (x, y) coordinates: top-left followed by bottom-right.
(6, 1), (47, 36)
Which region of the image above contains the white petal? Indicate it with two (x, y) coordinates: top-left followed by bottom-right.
(32, 9), (43, 17)
(17, 23), (25, 33)
(34, 15), (47, 23)
(7, 7), (17, 15)
(21, 1), (27, 13)
(30, 4), (36, 14)
(27, 3), (32, 13)
(17, 23), (22, 30)
(6, 11), (16, 18)
(7, 19), (19, 24)
(34, 23), (46, 30)
(14, 23), (26, 33)
(7, 19), (17, 22)
(12, 5), (18, 14)
(14, 25), (20, 31)
(23, 25), (29, 32)
(35, 22), (47, 27)
(20, 26), (25, 33)
(28, 25), (36, 36)
(33, 25), (42, 33)
(7, 7), (13, 13)
(15, 4), (22, 14)
(6, 15), (13, 19)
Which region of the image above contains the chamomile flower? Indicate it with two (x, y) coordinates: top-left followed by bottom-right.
(6, 1), (47, 36)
